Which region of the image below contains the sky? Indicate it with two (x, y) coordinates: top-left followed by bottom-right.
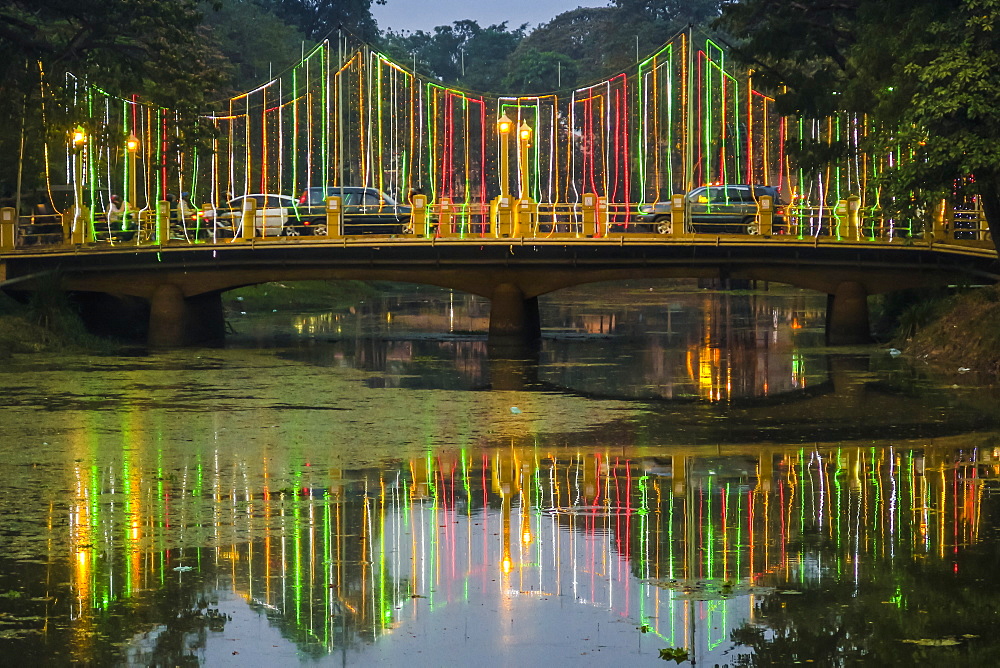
(372, 0), (607, 34)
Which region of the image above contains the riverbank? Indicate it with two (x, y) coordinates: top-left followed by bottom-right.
(0, 280), (393, 357)
(0, 291), (111, 358)
(901, 284), (1000, 377)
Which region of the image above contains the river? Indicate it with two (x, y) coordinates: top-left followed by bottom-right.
(1, 280), (999, 666)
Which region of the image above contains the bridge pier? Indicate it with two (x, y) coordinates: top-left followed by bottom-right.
(148, 284), (225, 348)
(826, 281), (872, 345)
(488, 283), (541, 341)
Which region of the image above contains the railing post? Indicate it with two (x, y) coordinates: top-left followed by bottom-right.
(438, 197), (454, 237)
(201, 203), (214, 241)
(581, 193), (597, 236)
(240, 197), (256, 240)
(409, 193), (427, 237)
(515, 198), (535, 238)
(846, 195), (861, 240)
(834, 199), (848, 239)
(0, 207), (15, 250)
(70, 206), (90, 245)
(935, 200), (952, 241)
(670, 194), (685, 236)
(61, 210), (73, 245)
(156, 200), (170, 244)
(324, 195), (341, 238)
(494, 195), (514, 238)
(758, 195), (774, 236)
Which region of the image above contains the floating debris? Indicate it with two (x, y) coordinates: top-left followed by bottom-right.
(643, 578), (774, 601)
(659, 647), (689, 662)
(900, 637), (962, 646)
(510, 407), (522, 414)
(888, 348), (902, 357)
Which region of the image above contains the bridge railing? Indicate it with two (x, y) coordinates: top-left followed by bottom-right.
(1, 198), (995, 250)
(11, 210), (64, 248)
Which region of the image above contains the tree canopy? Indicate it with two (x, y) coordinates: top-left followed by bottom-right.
(718, 0), (1000, 248)
(380, 20), (526, 93)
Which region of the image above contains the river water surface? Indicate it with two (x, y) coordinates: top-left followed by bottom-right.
(2, 280), (1000, 666)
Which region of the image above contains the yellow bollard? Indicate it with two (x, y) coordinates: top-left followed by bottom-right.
(494, 195), (514, 237)
(62, 209), (73, 245)
(200, 203), (213, 241)
(0, 207), (15, 250)
(324, 195), (341, 238)
(240, 197), (256, 240)
(669, 193), (685, 235)
(581, 193), (597, 237)
(70, 206), (91, 245)
(409, 193), (427, 237)
(438, 197), (454, 237)
(156, 200), (170, 244)
(596, 196), (608, 236)
(935, 199), (952, 241)
(833, 199), (848, 239)
(757, 195), (774, 236)
(515, 198), (535, 237)
(846, 195), (861, 240)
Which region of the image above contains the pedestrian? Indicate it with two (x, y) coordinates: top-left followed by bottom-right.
(107, 194), (129, 230)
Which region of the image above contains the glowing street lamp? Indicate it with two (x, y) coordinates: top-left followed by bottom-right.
(126, 134), (140, 220)
(71, 126), (87, 240)
(517, 121), (532, 200)
(497, 112), (513, 199)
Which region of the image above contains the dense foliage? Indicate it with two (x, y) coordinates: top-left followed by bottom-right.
(717, 0), (1000, 247)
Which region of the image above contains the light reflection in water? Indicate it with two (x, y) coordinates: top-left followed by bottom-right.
(275, 285), (825, 400)
(56, 439), (995, 664)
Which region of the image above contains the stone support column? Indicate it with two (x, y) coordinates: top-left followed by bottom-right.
(826, 281), (871, 345)
(488, 283), (541, 340)
(148, 284), (225, 347)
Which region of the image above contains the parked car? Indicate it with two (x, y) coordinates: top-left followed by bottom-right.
(206, 194), (302, 237)
(636, 184), (785, 235)
(296, 186), (411, 235)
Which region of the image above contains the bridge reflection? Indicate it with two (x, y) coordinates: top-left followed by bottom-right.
(48, 432), (1000, 664)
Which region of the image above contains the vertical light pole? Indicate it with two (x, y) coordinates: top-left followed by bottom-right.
(71, 126), (87, 242)
(517, 120), (532, 200)
(497, 112), (513, 199)
(126, 134), (140, 223)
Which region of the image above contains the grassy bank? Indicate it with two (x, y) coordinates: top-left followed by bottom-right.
(0, 290), (115, 358)
(223, 280), (383, 313)
(900, 284), (1000, 376)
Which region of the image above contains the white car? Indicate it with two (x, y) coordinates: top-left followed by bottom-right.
(207, 194), (302, 237)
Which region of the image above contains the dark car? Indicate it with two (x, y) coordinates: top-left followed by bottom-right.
(296, 186), (411, 235)
(636, 184), (785, 235)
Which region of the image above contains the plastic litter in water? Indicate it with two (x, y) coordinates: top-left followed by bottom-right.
(510, 407), (522, 414)
(888, 348), (902, 357)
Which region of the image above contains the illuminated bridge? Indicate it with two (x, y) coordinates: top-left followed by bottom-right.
(1, 28), (997, 346)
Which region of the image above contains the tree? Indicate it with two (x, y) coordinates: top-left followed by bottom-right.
(254, 0), (383, 42)
(503, 48), (578, 94)
(201, 0), (314, 95)
(718, 0), (1000, 250)
(0, 0), (226, 197)
(380, 20), (525, 93)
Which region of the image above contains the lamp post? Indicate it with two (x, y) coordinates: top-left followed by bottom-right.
(517, 120), (532, 200)
(497, 113), (513, 198)
(71, 126), (87, 242)
(126, 134), (140, 226)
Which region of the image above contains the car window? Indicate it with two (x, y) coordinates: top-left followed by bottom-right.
(363, 193), (381, 206)
(708, 187), (730, 203)
(725, 188), (754, 203)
